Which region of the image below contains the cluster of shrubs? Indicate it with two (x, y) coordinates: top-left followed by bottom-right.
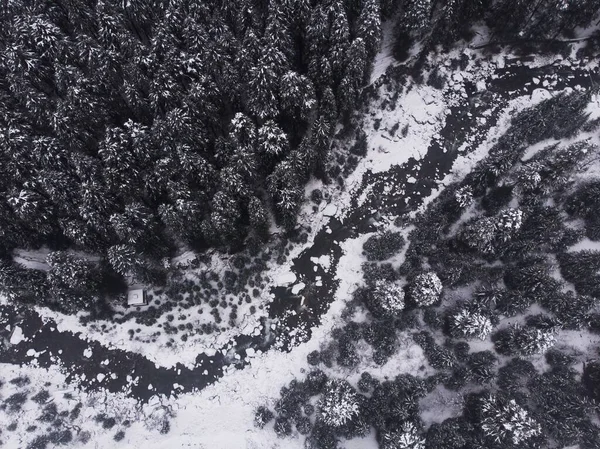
(0, 376), (129, 448)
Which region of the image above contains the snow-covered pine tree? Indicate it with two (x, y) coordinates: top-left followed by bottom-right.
(258, 121), (289, 157)
(480, 393), (541, 445)
(110, 202), (155, 246)
(107, 244), (143, 278)
(278, 71), (316, 122)
(268, 159), (303, 229)
(247, 43), (285, 120)
(454, 185), (473, 208)
(328, 0), (351, 79)
(494, 324), (556, 356)
(449, 309), (493, 340)
(8, 189), (54, 235)
(318, 379), (361, 428)
(410, 272), (442, 307)
(358, 0), (382, 59)
(380, 422), (425, 449)
(209, 190), (243, 243)
(372, 279), (406, 315)
(515, 162), (543, 193)
(403, 0), (433, 34)
(248, 196), (270, 241)
(461, 216), (497, 255)
(229, 113), (257, 152)
(495, 208), (523, 242)
(46, 251), (99, 294)
(345, 37), (368, 89)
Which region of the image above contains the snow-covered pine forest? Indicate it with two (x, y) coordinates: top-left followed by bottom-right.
(1, 0), (600, 448)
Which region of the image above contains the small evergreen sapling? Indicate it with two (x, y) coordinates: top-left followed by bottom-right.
(410, 272), (442, 307)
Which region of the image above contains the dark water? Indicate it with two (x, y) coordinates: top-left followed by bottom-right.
(0, 59), (597, 402)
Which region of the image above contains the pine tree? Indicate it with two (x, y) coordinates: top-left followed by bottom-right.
(328, 0), (351, 79)
(248, 196), (270, 241)
(494, 324), (556, 356)
(410, 272), (442, 307)
(46, 251), (99, 294)
(460, 216), (497, 255)
(247, 43), (286, 120)
(107, 244), (143, 278)
(454, 186), (473, 208)
(278, 71), (316, 122)
(372, 279), (406, 315)
(402, 0), (434, 34)
(358, 0), (382, 59)
(7, 189), (55, 235)
(381, 422), (425, 449)
(258, 121), (289, 158)
(209, 189), (243, 243)
(318, 379), (360, 428)
(110, 202), (156, 246)
(267, 159), (303, 229)
(495, 208), (523, 242)
(345, 38), (368, 90)
(449, 309), (493, 340)
(479, 393), (541, 445)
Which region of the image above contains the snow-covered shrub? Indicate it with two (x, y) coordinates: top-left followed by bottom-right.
(318, 379), (360, 429)
(296, 416), (311, 435)
(493, 325), (556, 356)
(274, 416), (292, 437)
(410, 272), (442, 307)
(363, 262), (397, 285)
(372, 280), (405, 315)
(424, 418), (471, 449)
(380, 422), (425, 449)
(363, 231), (406, 261)
(449, 310), (493, 340)
(275, 381), (306, 422)
(454, 185), (473, 208)
(480, 393), (541, 445)
(304, 370), (328, 396)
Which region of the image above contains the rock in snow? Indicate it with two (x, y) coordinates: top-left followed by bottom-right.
(9, 326), (25, 345)
(322, 203), (338, 217)
(291, 282), (306, 295)
(276, 271), (297, 286)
